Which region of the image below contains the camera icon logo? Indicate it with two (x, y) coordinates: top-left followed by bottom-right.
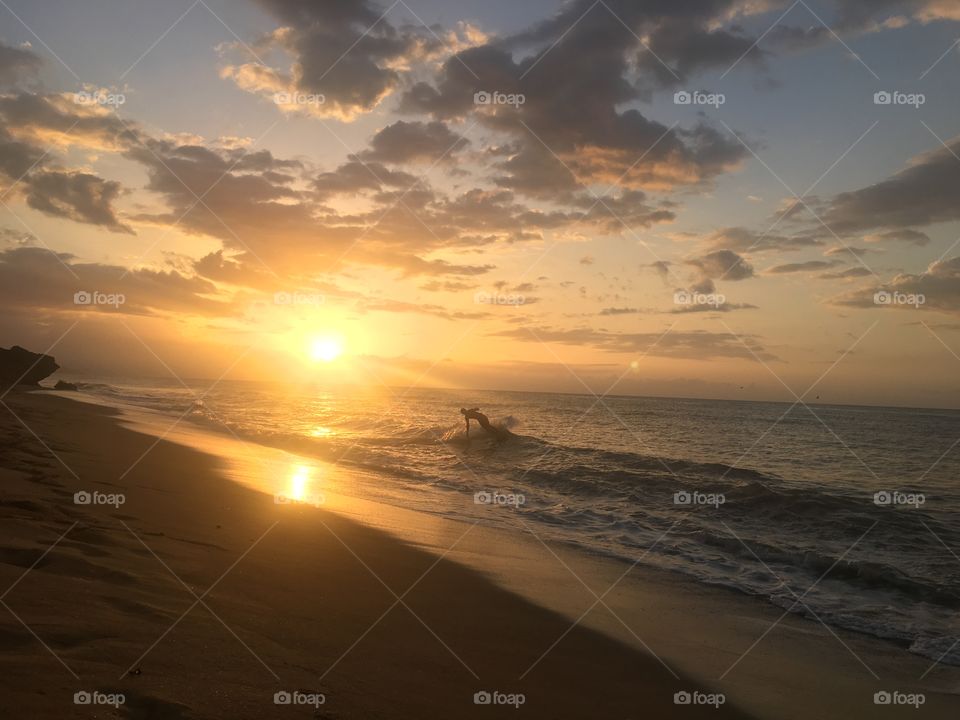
(873, 290), (892, 305)
(874, 691), (891, 705)
(873, 491), (892, 506)
(474, 491), (493, 505)
(674, 91), (692, 104)
(674, 491), (692, 505)
(74, 490), (92, 505)
(74, 691), (92, 705)
(274, 691), (292, 705)
(74, 291), (92, 305)
(474, 91), (492, 105)
(474, 691), (492, 705)
(674, 691), (692, 704)
(874, 91), (892, 105)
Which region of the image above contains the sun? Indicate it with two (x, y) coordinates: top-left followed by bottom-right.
(309, 336), (343, 363)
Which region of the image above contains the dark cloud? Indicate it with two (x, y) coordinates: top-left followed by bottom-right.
(0, 246), (224, 316)
(766, 260), (839, 274)
(223, 0), (429, 119)
(822, 138), (960, 234)
(687, 249), (754, 280)
(314, 158), (419, 198)
(23, 170), (133, 234)
(0, 42), (42, 86)
(832, 257), (960, 311)
(360, 121), (469, 164)
(399, 1), (759, 196)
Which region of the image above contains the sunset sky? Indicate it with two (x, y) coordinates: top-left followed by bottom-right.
(2, 0), (960, 407)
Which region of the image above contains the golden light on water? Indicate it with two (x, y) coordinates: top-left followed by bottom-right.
(288, 464), (312, 501)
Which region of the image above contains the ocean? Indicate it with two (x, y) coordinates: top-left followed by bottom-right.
(67, 379), (960, 667)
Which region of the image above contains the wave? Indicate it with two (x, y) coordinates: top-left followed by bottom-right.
(72, 381), (960, 667)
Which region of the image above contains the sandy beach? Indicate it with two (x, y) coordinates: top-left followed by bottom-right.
(1, 390), (757, 719)
(1, 391), (956, 719)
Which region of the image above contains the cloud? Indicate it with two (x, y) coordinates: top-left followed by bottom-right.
(704, 226), (823, 253)
(765, 260), (839, 274)
(769, 0), (960, 52)
(23, 170), (133, 233)
(824, 246), (873, 258)
(222, 0), (431, 120)
(493, 324), (777, 361)
(822, 137), (960, 234)
(687, 249), (754, 280)
(0, 246), (225, 316)
(360, 120), (469, 164)
(832, 256), (960, 311)
(864, 229), (931, 246)
(358, 297), (488, 321)
(314, 158), (418, 198)
(669, 301), (758, 314)
(193, 250), (278, 290)
(399, 1), (759, 196)
(0, 41), (42, 87)
(819, 267), (873, 280)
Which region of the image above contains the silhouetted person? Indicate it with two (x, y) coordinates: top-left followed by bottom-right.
(460, 407), (504, 440)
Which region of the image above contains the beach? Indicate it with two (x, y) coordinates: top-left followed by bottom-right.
(0, 390), (746, 719)
(0, 390), (956, 719)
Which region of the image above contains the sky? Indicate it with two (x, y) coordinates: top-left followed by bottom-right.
(1, 0), (960, 408)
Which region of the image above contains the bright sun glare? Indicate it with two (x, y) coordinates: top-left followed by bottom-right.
(309, 336), (344, 363)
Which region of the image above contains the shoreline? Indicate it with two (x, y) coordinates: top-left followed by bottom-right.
(1, 390), (957, 718)
(0, 390), (750, 719)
